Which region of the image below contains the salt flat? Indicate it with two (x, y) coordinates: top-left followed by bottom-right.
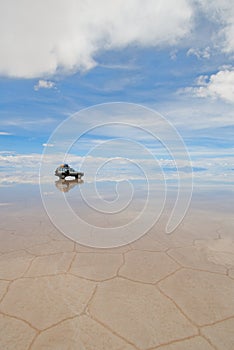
(0, 183), (233, 350)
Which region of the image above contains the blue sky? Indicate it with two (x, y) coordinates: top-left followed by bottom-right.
(0, 0), (233, 185)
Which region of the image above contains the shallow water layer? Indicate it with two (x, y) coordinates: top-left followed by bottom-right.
(0, 181), (233, 349)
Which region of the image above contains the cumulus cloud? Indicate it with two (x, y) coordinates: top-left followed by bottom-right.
(2, 1), (234, 79)
(190, 67), (234, 103)
(0, 0), (194, 78)
(34, 79), (55, 91)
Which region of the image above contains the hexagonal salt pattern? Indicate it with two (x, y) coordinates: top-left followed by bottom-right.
(0, 314), (36, 350)
(70, 252), (123, 281)
(89, 278), (197, 349)
(0, 275), (96, 330)
(155, 336), (215, 350)
(0, 204), (234, 349)
(201, 317), (234, 350)
(0, 250), (34, 280)
(0, 280), (9, 301)
(119, 250), (179, 283)
(159, 269), (234, 325)
(32, 315), (136, 350)
(167, 245), (227, 274)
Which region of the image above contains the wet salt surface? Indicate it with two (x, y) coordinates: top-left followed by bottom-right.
(0, 182), (234, 349)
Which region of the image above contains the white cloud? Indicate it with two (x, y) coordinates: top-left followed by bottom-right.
(170, 49), (178, 60)
(0, 131), (12, 135)
(0, 117), (56, 130)
(189, 67), (234, 103)
(1, 1), (234, 79)
(0, 0), (194, 78)
(0, 151), (15, 154)
(34, 79), (55, 91)
(42, 143), (54, 147)
(187, 47), (211, 59)
(197, 0), (234, 54)
(0, 151), (233, 187)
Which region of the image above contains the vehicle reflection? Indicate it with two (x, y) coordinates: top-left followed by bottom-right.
(55, 178), (84, 192)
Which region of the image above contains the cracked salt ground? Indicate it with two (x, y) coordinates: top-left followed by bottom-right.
(0, 186), (234, 349)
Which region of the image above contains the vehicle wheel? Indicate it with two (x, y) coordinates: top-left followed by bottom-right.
(61, 175), (65, 179)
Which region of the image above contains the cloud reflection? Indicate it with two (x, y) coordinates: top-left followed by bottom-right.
(55, 179), (84, 193)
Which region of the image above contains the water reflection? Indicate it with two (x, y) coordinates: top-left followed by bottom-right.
(55, 178), (84, 192)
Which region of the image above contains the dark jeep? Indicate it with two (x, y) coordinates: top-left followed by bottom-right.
(55, 164), (84, 180)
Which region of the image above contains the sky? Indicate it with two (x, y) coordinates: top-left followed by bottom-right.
(0, 0), (234, 186)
